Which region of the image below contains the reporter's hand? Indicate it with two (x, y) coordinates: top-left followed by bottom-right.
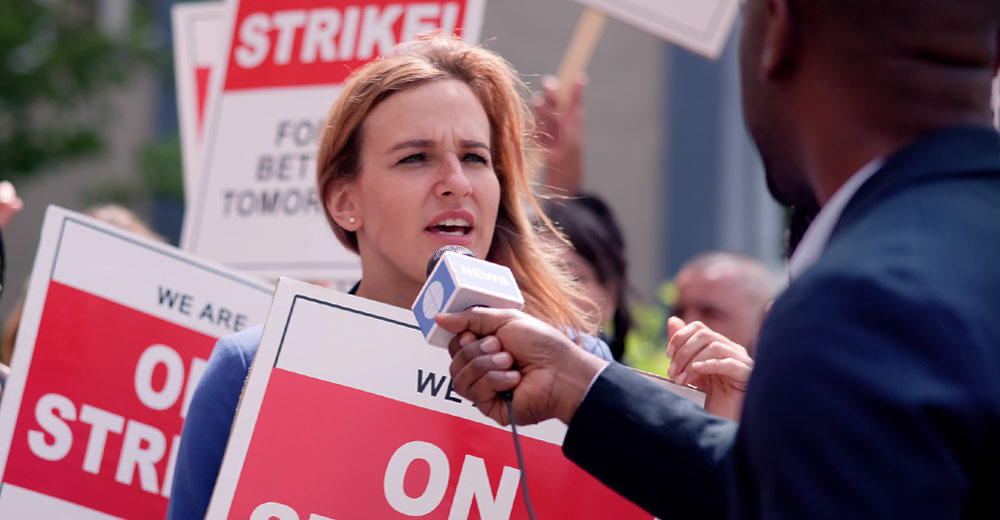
(437, 307), (608, 427)
(666, 317), (753, 421)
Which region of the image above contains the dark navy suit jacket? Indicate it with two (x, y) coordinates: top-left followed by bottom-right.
(563, 126), (1000, 519)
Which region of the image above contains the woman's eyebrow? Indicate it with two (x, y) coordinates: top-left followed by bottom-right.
(460, 140), (490, 151)
(388, 139), (434, 152)
(387, 139), (491, 152)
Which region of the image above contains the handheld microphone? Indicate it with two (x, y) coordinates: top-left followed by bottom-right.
(414, 246), (537, 519)
(411, 245), (524, 348)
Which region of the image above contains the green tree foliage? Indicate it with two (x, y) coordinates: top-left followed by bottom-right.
(0, 0), (154, 179)
(622, 280), (677, 376)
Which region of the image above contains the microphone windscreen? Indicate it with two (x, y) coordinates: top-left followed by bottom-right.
(426, 245), (474, 278)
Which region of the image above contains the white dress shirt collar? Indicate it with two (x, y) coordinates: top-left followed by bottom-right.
(787, 158), (885, 280)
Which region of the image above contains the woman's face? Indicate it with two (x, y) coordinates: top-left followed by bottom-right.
(336, 79), (501, 305)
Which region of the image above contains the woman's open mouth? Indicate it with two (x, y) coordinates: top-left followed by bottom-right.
(426, 217), (472, 236)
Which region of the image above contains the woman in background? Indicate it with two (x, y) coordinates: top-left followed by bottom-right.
(541, 194), (632, 361)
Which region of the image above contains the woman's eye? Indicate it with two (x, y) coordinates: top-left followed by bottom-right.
(398, 153), (426, 164)
(462, 153), (489, 164)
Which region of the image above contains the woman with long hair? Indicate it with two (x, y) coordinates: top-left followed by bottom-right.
(166, 35), (610, 519)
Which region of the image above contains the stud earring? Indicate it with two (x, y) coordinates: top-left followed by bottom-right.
(348, 217), (356, 224)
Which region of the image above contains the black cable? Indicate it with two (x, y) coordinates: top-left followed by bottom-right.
(505, 393), (537, 520)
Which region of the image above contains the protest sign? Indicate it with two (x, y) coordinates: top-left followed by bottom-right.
(0, 206), (273, 519)
(205, 278), (697, 519)
(180, 0), (486, 284)
(572, 0), (740, 59)
(172, 2), (226, 208)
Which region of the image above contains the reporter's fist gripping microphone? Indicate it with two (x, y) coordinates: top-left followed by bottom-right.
(414, 246), (608, 427)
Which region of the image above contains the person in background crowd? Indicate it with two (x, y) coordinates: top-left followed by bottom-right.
(671, 252), (774, 357)
(85, 203), (165, 241)
(533, 75), (640, 362)
(541, 194), (633, 361)
(654, 252), (772, 422)
(535, 76), (757, 394)
(442, 0), (1000, 516)
(167, 35), (614, 520)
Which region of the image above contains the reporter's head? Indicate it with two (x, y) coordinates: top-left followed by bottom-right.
(316, 35), (595, 335)
(739, 0), (1000, 208)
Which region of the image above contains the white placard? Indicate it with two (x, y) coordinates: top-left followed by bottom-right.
(574, 0), (740, 60)
(172, 2), (226, 208)
(0, 206), (274, 519)
(180, 0), (486, 283)
(205, 278), (675, 519)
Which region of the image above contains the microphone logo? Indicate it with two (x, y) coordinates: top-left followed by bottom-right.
(413, 246), (522, 348)
(420, 281), (445, 320)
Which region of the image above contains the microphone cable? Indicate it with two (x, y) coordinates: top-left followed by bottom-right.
(504, 392), (537, 520)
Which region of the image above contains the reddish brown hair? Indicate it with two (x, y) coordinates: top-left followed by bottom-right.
(316, 35), (597, 336)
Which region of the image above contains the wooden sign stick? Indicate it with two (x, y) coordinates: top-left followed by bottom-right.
(555, 7), (607, 110)
(529, 6), (607, 184)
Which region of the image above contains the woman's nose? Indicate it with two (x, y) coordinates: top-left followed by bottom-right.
(436, 156), (473, 197)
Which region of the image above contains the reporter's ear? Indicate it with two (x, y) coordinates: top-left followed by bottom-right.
(759, 0), (795, 79)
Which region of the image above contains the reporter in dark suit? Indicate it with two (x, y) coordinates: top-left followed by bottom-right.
(440, 0), (1000, 517)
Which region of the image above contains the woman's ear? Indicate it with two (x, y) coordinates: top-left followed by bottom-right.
(326, 183), (361, 231)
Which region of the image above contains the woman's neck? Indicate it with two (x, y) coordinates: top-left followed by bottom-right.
(354, 277), (421, 309)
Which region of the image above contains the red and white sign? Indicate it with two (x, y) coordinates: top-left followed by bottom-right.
(573, 0), (740, 60)
(180, 0), (485, 283)
(206, 278), (655, 519)
(172, 2), (226, 208)
(0, 206), (274, 519)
